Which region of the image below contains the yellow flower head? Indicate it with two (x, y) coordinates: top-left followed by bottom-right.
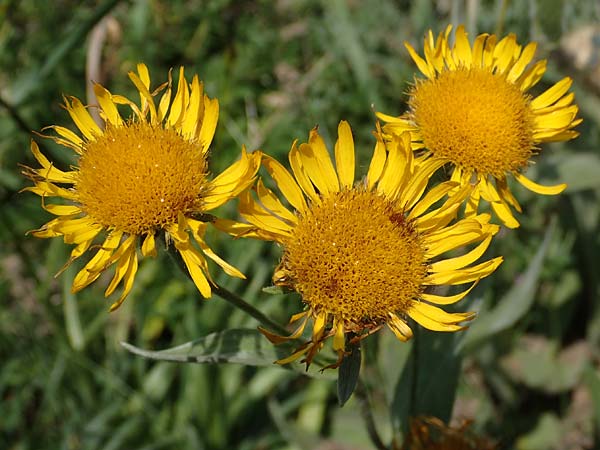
(403, 416), (496, 450)
(23, 64), (260, 310)
(233, 121), (502, 367)
(377, 25), (581, 228)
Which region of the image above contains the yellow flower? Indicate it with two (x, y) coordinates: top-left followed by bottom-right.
(230, 121), (502, 367)
(377, 25), (581, 228)
(23, 64), (260, 310)
(403, 416), (496, 450)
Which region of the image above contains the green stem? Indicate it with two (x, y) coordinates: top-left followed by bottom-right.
(162, 234), (289, 336)
(211, 282), (290, 336)
(356, 380), (389, 450)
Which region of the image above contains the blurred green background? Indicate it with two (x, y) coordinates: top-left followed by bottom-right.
(1, 0), (600, 449)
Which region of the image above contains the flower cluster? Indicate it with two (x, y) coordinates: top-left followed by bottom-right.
(23, 26), (579, 366)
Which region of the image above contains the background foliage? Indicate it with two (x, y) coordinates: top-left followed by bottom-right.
(1, 0), (600, 449)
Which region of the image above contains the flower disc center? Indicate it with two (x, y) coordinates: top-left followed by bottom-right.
(410, 68), (535, 178)
(76, 122), (208, 235)
(282, 190), (427, 322)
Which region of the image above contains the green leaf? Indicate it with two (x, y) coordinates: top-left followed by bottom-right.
(122, 328), (335, 380)
(122, 328), (292, 366)
(63, 265), (84, 351)
(262, 285), (290, 295)
(390, 331), (462, 433)
(337, 341), (362, 406)
(584, 366), (600, 434)
(460, 218), (556, 353)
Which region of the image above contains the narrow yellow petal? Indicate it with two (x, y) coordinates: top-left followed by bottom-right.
(256, 178), (298, 225)
(332, 318), (345, 352)
(128, 71), (157, 123)
(177, 246), (212, 298)
(167, 67), (188, 126)
(29, 141), (76, 183)
(518, 60), (546, 91)
(387, 314), (413, 341)
(93, 83), (123, 126)
(262, 154), (307, 213)
(453, 25), (472, 67)
(105, 244), (136, 297)
(408, 302), (475, 331)
(471, 33), (489, 68)
(289, 141), (319, 202)
(42, 203), (81, 216)
(198, 96), (219, 154)
(530, 77), (573, 109)
(198, 238), (245, 279)
(425, 257), (503, 285)
(515, 172), (566, 195)
(312, 311), (327, 341)
(334, 120), (355, 189)
(490, 199), (520, 229)
(64, 96), (101, 141)
(203, 148), (259, 209)
(366, 132), (387, 190)
(430, 235), (493, 272)
(108, 250), (139, 311)
(181, 75), (203, 139)
(239, 190), (293, 237)
(404, 41), (434, 78)
(507, 41), (537, 82)
(141, 232), (157, 257)
(408, 181), (460, 220)
(421, 281), (479, 305)
(47, 125), (85, 149)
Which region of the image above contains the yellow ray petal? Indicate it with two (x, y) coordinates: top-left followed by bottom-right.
(42, 203), (82, 216)
(366, 132), (387, 190)
(507, 41), (537, 82)
(425, 257), (503, 285)
(239, 190), (293, 237)
(105, 243), (136, 297)
(177, 246), (212, 298)
(141, 232), (157, 257)
(518, 59), (546, 91)
(262, 154), (307, 213)
(430, 235), (493, 272)
(29, 141), (76, 183)
(64, 96), (102, 141)
(334, 120), (355, 189)
(490, 199), (520, 229)
(387, 314), (413, 341)
(530, 77), (573, 109)
(453, 25), (472, 67)
(167, 67), (189, 126)
(408, 302), (475, 331)
(256, 178), (298, 225)
(108, 250), (139, 311)
(421, 281), (479, 305)
(404, 41), (434, 78)
(181, 75), (203, 140)
(46, 125), (85, 150)
(198, 238), (245, 279)
(128, 71), (157, 123)
(471, 33), (489, 68)
(408, 181), (460, 220)
(203, 148), (259, 209)
(332, 318), (345, 352)
(289, 141), (319, 202)
(198, 96), (219, 154)
(93, 83), (123, 126)
(514, 172), (566, 195)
